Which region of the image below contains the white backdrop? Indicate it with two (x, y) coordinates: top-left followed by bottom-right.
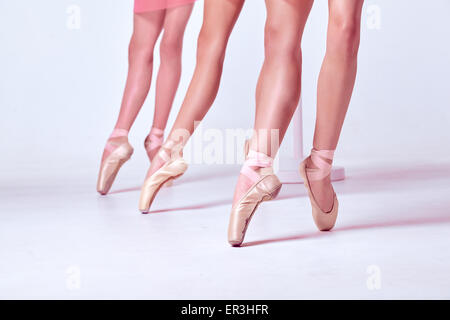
(1, 0), (450, 178)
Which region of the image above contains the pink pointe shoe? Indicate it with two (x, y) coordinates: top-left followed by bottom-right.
(144, 127), (164, 161)
(299, 149), (338, 231)
(144, 127), (173, 187)
(139, 140), (188, 213)
(228, 150), (282, 247)
(97, 129), (133, 195)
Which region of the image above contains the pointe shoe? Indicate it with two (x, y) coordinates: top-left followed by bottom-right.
(163, 179), (174, 187)
(228, 150), (282, 247)
(138, 141), (187, 213)
(299, 149), (338, 231)
(144, 127), (173, 188)
(144, 127), (164, 161)
(97, 137), (133, 195)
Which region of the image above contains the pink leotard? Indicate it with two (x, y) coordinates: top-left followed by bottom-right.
(134, 0), (197, 13)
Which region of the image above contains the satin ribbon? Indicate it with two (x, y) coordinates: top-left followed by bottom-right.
(110, 128), (129, 139)
(145, 128), (164, 151)
(306, 148), (335, 181)
(240, 150), (274, 183)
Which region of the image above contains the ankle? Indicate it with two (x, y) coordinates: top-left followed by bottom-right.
(109, 128), (129, 140)
(241, 150), (274, 183)
(145, 128), (165, 154)
(149, 127), (164, 137)
(305, 148), (335, 181)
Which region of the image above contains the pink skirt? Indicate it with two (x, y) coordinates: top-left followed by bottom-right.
(134, 0), (197, 13)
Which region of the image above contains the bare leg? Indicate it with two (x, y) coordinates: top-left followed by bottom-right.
(100, 11), (165, 168)
(152, 4), (194, 131)
(146, 0), (245, 177)
(146, 4), (194, 160)
(307, 0), (364, 212)
(232, 0), (314, 205)
(113, 11), (165, 131)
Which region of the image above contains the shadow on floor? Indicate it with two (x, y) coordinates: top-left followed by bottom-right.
(108, 186), (141, 194)
(268, 161), (450, 202)
(242, 214), (450, 247)
(108, 166), (239, 195)
(242, 163), (450, 247)
(109, 162), (450, 217)
(145, 198), (231, 214)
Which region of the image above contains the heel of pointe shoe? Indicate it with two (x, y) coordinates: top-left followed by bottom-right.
(228, 175), (281, 247)
(144, 128), (164, 162)
(269, 184), (282, 200)
(299, 159), (338, 231)
(312, 196), (338, 231)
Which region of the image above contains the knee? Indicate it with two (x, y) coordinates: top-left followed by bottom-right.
(160, 34), (183, 60)
(327, 17), (361, 59)
(264, 21), (301, 59)
(196, 29), (228, 64)
(128, 35), (154, 64)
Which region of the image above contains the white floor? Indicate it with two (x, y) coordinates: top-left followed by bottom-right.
(1, 159), (450, 299)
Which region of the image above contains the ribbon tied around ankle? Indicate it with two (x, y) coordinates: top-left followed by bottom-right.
(240, 150), (274, 183)
(306, 148), (335, 181)
(145, 128), (164, 152)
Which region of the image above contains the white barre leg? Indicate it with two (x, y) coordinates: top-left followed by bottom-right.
(275, 98), (345, 183)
